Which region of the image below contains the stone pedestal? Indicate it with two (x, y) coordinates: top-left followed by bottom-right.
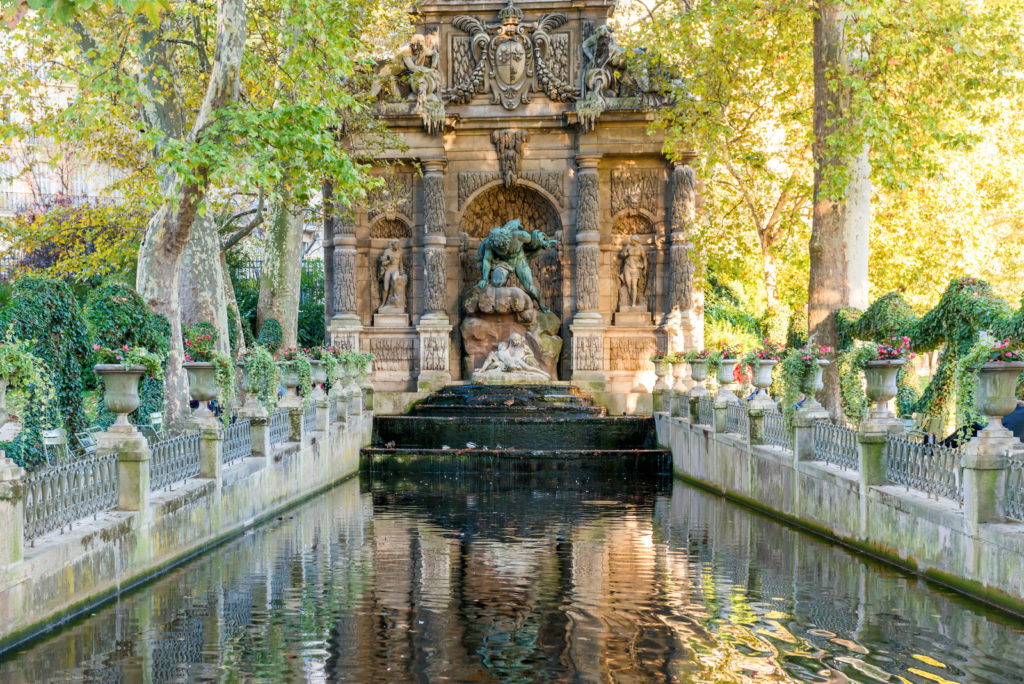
(417, 313), (452, 392)
(98, 429), (151, 512)
(570, 316), (606, 391)
(614, 306), (652, 327)
(329, 313), (364, 353)
(0, 456), (25, 566)
(373, 308), (411, 328)
(196, 424), (224, 482)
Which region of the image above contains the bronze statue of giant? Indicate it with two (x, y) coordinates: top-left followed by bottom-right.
(475, 218), (556, 312)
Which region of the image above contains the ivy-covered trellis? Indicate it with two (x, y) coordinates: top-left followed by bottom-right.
(836, 277), (1024, 431)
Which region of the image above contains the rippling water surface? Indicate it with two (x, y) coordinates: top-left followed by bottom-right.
(3, 467), (1024, 683)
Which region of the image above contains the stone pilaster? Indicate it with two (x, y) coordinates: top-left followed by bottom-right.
(197, 424), (224, 482)
(329, 214), (362, 351)
(99, 430), (151, 512)
(571, 154), (606, 390)
(418, 159), (453, 391)
(663, 162), (703, 352)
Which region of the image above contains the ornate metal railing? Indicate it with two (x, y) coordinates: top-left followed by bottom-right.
(886, 434), (963, 503)
(697, 397), (714, 426)
(302, 402), (317, 434)
(1006, 448), (1024, 521)
(724, 403), (748, 436)
(150, 431), (201, 491)
(223, 420), (252, 468)
(269, 409), (290, 445)
(813, 419), (859, 471)
(23, 453), (118, 543)
(763, 410), (791, 451)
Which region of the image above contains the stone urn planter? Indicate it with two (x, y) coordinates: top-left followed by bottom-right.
(95, 364), (146, 429)
(653, 360), (671, 392)
(184, 361), (218, 419)
(800, 359), (830, 414)
(864, 359), (904, 421)
(278, 363), (301, 407)
(236, 361), (262, 412)
(748, 359), (778, 410)
(687, 360), (709, 398)
(715, 358), (740, 406)
(671, 361), (688, 393)
(975, 362), (1024, 440)
(309, 360), (327, 400)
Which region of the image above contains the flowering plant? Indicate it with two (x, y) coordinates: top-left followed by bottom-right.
(714, 343), (743, 361)
(183, 325), (217, 363)
(93, 344), (164, 378)
(684, 349), (712, 362)
(795, 344), (831, 362)
(741, 338), (785, 370)
(650, 350), (669, 363)
(875, 336), (915, 361)
(664, 351), (685, 364)
(276, 347), (313, 398)
(309, 346), (339, 383)
(183, 323), (235, 417)
(960, 338), (1024, 372)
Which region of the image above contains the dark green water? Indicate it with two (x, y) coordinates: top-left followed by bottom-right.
(3, 468), (1024, 682)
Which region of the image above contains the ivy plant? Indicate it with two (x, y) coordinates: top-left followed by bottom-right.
(240, 345), (280, 410)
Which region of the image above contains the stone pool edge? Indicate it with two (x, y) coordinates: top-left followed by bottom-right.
(656, 412), (1024, 618)
(0, 411), (373, 655)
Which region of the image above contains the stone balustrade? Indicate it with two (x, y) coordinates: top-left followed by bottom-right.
(653, 389), (1024, 613)
(0, 391), (373, 651)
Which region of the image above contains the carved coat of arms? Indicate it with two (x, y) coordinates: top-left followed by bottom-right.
(445, 1), (577, 110)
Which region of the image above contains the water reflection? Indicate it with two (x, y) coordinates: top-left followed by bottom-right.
(2, 470), (1024, 682)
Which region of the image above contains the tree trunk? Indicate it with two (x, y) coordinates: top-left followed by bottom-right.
(846, 144), (871, 310)
(257, 197), (304, 349)
(135, 0), (246, 427)
(761, 248), (781, 311)
(180, 212), (231, 355)
(809, 0), (852, 416)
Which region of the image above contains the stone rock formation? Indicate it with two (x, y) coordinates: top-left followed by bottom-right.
(472, 332), (550, 384)
(461, 285), (561, 380)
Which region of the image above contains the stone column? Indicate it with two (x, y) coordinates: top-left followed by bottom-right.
(417, 159), (453, 392)
(323, 180), (336, 325)
(663, 162), (703, 352)
(0, 456), (24, 567)
(962, 430), (1013, 532)
(329, 214), (363, 352)
(570, 154), (607, 391)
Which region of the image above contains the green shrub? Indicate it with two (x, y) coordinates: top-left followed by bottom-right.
(0, 276), (91, 435)
(257, 318), (283, 354)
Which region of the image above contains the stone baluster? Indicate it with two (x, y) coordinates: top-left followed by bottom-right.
(0, 456), (24, 567)
(664, 161), (703, 352)
(570, 154), (607, 390)
(417, 159), (453, 391)
(330, 214), (362, 351)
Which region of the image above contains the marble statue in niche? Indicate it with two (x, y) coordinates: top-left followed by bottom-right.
(614, 235), (652, 326)
(374, 239), (410, 327)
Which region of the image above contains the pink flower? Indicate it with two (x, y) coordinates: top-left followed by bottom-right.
(123, 345), (129, 351)
(92, 344), (100, 350)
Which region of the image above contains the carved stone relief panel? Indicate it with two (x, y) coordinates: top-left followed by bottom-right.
(573, 334), (603, 372)
(521, 171), (564, 206)
(609, 336), (656, 372)
(459, 171), (565, 210)
(368, 337), (416, 372)
(421, 333), (449, 372)
(423, 247), (448, 313)
(367, 172), (413, 221)
(492, 129), (528, 188)
(370, 218), (411, 239)
(611, 213), (654, 235)
(611, 168), (662, 217)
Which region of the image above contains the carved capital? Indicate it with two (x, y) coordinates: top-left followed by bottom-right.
(576, 154), (601, 171)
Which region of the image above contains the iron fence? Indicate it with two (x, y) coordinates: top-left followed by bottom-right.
(697, 396), (714, 426)
(302, 402), (317, 434)
(763, 410), (791, 451)
(885, 434), (963, 504)
(813, 419), (859, 471)
(223, 420), (252, 467)
(1006, 449), (1024, 521)
(269, 409), (290, 445)
(150, 431), (201, 491)
(724, 403), (749, 436)
(23, 452), (118, 543)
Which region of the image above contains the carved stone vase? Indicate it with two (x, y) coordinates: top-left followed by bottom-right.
(309, 360), (327, 400)
(748, 359), (778, 410)
(653, 360), (671, 392)
(799, 359), (830, 414)
(184, 362), (218, 419)
(976, 362), (1024, 439)
(864, 360), (904, 424)
(687, 360), (708, 398)
(278, 363), (301, 408)
(715, 358), (740, 406)
(95, 364), (146, 429)
(671, 362), (688, 392)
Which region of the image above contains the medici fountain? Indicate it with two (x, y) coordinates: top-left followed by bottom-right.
(323, 0), (703, 459)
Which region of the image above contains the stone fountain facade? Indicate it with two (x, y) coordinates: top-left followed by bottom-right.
(325, 0), (704, 400)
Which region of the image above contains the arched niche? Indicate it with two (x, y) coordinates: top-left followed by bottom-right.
(370, 216), (412, 239)
(611, 211), (655, 236)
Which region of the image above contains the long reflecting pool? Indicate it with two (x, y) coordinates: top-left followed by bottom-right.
(3, 467), (1024, 682)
